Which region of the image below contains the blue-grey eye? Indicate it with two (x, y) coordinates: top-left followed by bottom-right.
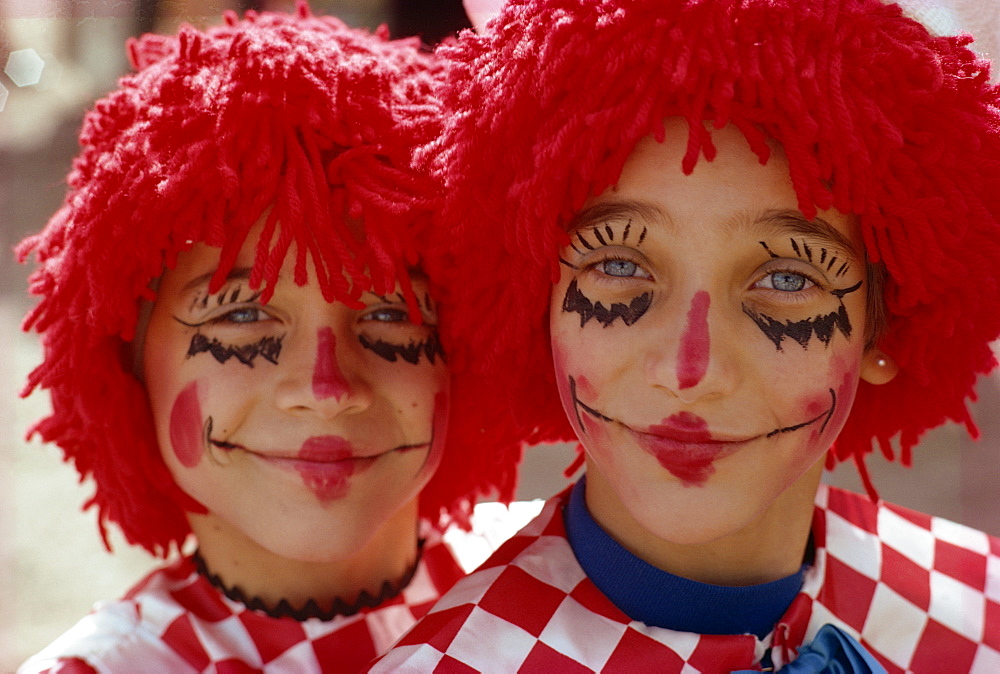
(223, 307), (263, 323)
(602, 259), (638, 277)
(364, 307), (409, 323)
(769, 272), (808, 291)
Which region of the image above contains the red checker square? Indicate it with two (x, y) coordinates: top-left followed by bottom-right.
(434, 654), (480, 674)
(880, 544), (931, 611)
(602, 628), (686, 673)
(238, 610), (308, 663)
(423, 543), (465, 595)
(569, 579), (629, 623)
(520, 641), (595, 673)
(541, 509), (567, 537)
(161, 614), (211, 672)
(827, 489), (878, 534)
(170, 581), (232, 622)
(884, 501), (932, 531)
(816, 555), (878, 633)
(908, 619), (978, 672)
(478, 566), (567, 637)
(990, 535), (1000, 558)
(984, 599), (1000, 652)
(313, 617), (378, 674)
(42, 657), (99, 674)
(408, 597), (438, 620)
(480, 535), (537, 570)
(687, 633), (759, 671)
(396, 603), (475, 652)
(811, 507), (827, 547)
(934, 539), (987, 591)
(214, 659), (263, 673)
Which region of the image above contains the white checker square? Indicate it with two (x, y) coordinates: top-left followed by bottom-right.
(630, 620), (702, 661)
(878, 507), (935, 569)
(986, 555), (1000, 603)
(370, 644), (444, 673)
(366, 605), (418, 653)
(806, 600), (860, 644)
(929, 569), (985, 641)
(445, 605), (538, 670)
(826, 511), (881, 580)
(197, 615), (264, 665)
(932, 517), (990, 555)
(517, 502), (559, 538)
(513, 536), (587, 593)
(429, 566), (504, 612)
(302, 613), (355, 639)
(861, 583), (927, 669)
(970, 644), (1000, 674)
(403, 561), (444, 606)
(538, 596), (627, 671)
(814, 484), (830, 509)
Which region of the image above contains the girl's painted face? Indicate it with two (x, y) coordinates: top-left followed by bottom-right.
(550, 120), (892, 545)
(144, 229), (449, 561)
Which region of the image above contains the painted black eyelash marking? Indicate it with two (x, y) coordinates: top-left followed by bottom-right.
(803, 241), (813, 262)
(570, 241), (584, 255)
(820, 248), (827, 265)
(622, 220), (632, 242)
(576, 231), (596, 251)
(562, 280), (652, 328)
(358, 332), (445, 365)
(568, 375), (613, 435)
(766, 388), (836, 437)
(791, 239), (801, 257)
(836, 262), (849, 278)
(605, 224), (615, 241)
(759, 241), (779, 259)
(559, 257), (579, 270)
(637, 226), (648, 246)
(187, 333), (283, 366)
(593, 227), (608, 246)
(743, 280), (862, 350)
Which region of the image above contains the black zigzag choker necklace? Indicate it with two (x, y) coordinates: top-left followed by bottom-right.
(192, 541), (424, 622)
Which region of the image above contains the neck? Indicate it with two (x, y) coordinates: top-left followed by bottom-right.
(585, 460), (822, 586)
(188, 498), (421, 614)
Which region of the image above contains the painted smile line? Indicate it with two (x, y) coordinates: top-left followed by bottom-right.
(567, 375), (836, 485)
(208, 433), (431, 503)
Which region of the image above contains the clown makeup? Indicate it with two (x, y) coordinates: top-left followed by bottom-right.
(550, 121), (893, 553)
(143, 230), (449, 564)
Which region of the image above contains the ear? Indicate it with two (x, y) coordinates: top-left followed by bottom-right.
(860, 350), (898, 386)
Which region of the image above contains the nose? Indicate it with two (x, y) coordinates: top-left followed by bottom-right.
(644, 289), (739, 403)
(273, 325), (373, 417)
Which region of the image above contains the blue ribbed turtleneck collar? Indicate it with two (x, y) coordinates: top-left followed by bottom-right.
(563, 477), (806, 638)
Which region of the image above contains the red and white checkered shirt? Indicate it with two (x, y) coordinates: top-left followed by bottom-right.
(373, 485), (1000, 673)
(19, 504), (540, 674)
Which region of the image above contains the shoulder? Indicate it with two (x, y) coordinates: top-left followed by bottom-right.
(372, 490), (605, 672)
(813, 485), (1000, 673)
(17, 561), (199, 673)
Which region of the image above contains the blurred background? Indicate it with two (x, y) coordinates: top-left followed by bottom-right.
(1, 0), (998, 669)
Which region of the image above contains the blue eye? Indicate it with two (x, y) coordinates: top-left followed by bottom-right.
(363, 307), (409, 323)
(760, 271), (814, 292)
(221, 307), (264, 323)
(602, 259), (639, 277)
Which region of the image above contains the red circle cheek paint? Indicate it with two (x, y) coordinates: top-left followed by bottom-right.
(313, 327), (350, 401)
(678, 291), (710, 390)
(169, 381), (205, 468)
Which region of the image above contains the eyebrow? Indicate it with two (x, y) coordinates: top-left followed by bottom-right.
(182, 267), (254, 294)
(568, 199), (860, 261)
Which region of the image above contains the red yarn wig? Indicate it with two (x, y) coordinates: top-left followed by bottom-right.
(18, 4), (521, 557)
(430, 0), (1000, 496)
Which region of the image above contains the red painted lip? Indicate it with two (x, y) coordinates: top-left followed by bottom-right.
(627, 413), (754, 487)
